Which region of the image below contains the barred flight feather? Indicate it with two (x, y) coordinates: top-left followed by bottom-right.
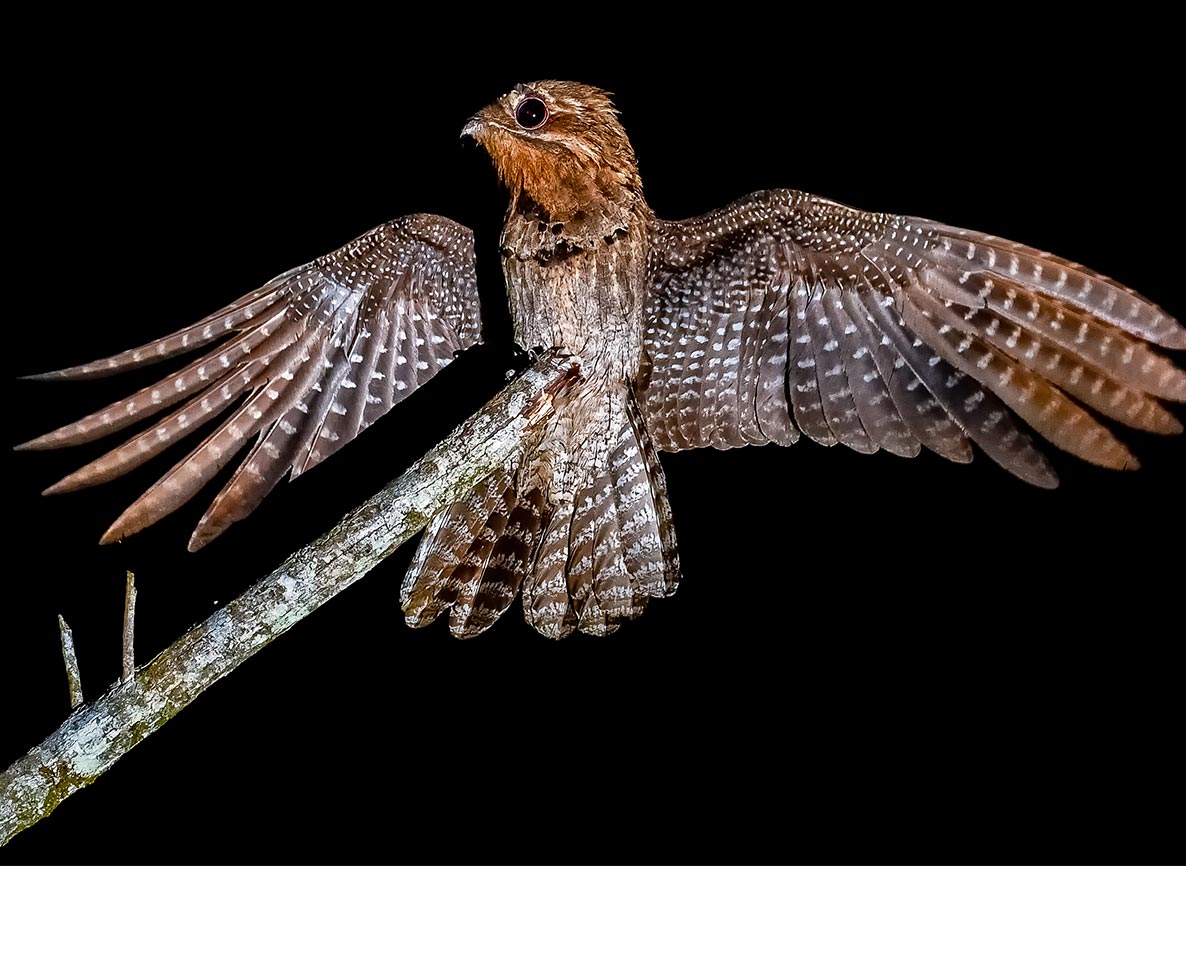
(642, 189), (1184, 489)
(20, 214), (482, 550)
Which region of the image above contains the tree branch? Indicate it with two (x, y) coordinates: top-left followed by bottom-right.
(0, 354), (576, 847)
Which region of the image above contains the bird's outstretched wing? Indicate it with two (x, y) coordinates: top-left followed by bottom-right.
(19, 214), (482, 550)
(640, 190), (1185, 483)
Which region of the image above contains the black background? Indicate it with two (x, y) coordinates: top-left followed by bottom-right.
(5, 22), (1183, 858)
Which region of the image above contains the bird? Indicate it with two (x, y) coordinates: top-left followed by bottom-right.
(17, 80), (1185, 640)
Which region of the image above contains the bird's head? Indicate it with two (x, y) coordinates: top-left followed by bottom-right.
(462, 81), (644, 226)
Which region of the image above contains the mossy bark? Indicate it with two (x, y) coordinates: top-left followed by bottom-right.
(0, 355), (576, 847)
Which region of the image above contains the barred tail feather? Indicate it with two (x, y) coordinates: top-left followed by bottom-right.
(400, 468), (518, 630)
(401, 394), (679, 640)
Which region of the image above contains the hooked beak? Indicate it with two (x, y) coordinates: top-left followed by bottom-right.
(462, 101), (506, 140)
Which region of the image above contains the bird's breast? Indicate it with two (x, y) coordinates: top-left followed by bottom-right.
(503, 221), (650, 385)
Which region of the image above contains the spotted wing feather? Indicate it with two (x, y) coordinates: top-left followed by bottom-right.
(20, 214), (482, 549)
(641, 189), (1184, 482)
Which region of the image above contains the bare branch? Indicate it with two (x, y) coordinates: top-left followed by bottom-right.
(0, 354), (576, 847)
(58, 615), (82, 711)
(121, 571), (136, 683)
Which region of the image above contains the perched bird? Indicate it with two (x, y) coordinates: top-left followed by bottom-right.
(18, 81), (1185, 639)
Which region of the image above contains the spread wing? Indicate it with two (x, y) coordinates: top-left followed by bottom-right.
(18, 214), (482, 550)
(640, 189), (1185, 484)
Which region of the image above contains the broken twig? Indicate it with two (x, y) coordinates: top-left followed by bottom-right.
(121, 571), (136, 683)
(58, 616), (82, 711)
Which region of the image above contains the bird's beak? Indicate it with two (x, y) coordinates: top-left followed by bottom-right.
(461, 115), (485, 140)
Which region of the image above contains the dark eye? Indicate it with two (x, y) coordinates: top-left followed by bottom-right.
(515, 97), (548, 130)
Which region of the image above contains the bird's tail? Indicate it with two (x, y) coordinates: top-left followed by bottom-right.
(400, 388), (679, 638)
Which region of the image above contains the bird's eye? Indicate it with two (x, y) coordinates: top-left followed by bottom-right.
(515, 97), (548, 130)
